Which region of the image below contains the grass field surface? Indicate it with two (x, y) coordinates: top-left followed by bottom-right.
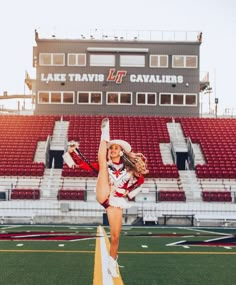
(0, 225), (236, 285)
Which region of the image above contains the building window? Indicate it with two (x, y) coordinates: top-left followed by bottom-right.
(39, 53), (65, 66)
(137, 93), (145, 104)
(51, 92), (61, 103)
(78, 92), (89, 103)
(38, 92), (49, 103)
(160, 93), (171, 105)
(149, 55), (168, 68)
(53, 54), (65, 65)
(39, 54), (51, 65)
(172, 56), (184, 67)
(186, 56), (197, 67)
(38, 91), (74, 104)
(120, 93), (131, 104)
(137, 93), (156, 105)
(172, 55), (198, 68)
(78, 92), (102, 104)
(68, 53), (86, 66)
(120, 55), (145, 67)
(91, 92), (102, 104)
(90, 54), (115, 66)
(160, 93), (197, 106)
(185, 94), (197, 105)
(107, 93), (118, 104)
(106, 92), (132, 105)
(63, 92), (74, 103)
(173, 94), (184, 105)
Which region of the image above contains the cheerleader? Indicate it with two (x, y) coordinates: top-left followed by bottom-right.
(64, 118), (148, 278)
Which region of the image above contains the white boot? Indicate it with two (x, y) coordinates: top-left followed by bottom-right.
(107, 255), (119, 278)
(101, 118), (110, 142)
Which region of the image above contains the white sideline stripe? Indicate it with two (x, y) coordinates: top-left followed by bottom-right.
(205, 235), (233, 243)
(182, 227), (228, 236)
(99, 226), (114, 285)
(166, 240), (186, 246)
(1, 225), (21, 230)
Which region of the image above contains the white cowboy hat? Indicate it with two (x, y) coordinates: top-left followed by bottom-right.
(108, 139), (132, 153)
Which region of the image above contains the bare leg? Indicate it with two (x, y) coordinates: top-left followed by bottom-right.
(96, 119), (121, 278)
(96, 140), (110, 203)
(106, 206), (123, 259)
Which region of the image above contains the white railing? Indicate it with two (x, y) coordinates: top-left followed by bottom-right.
(38, 28), (201, 42)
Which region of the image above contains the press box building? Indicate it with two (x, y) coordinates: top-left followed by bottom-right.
(32, 30), (204, 117)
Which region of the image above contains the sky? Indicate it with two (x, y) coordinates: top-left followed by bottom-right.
(0, 0), (236, 115)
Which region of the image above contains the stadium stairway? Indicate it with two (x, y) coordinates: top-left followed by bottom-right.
(33, 141), (48, 163)
(40, 169), (62, 200)
(191, 143), (206, 165)
(50, 119), (69, 151)
(167, 120), (188, 152)
(167, 120), (186, 141)
(178, 170), (202, 202)
(159, 143), (174, 164)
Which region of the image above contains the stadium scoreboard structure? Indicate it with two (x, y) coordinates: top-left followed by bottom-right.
(32, 30), (203, 117)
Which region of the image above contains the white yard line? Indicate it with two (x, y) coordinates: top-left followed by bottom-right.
(98, 226), (114, 285)
(177, 227), (230, 236)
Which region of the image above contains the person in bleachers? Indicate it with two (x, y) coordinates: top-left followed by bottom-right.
(64, 118), (148, 278)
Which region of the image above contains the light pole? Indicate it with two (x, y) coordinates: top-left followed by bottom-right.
(207, 87), (212, 114)
(200, 86), (212, 116)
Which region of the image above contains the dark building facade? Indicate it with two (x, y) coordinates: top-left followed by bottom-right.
(33, 30), (202, 117)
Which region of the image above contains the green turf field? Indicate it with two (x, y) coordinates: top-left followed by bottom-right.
(0, 225), (236, 285)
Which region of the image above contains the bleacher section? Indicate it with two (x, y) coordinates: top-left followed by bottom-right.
(11, 189), (40, 200)
(62, 115), (179, 179)
(0, 115), (236, 225)
(158, 191), (186, 202)
(0, 115), (59, 177)
(180, 117), (236, 179)
(201, 190), (232, 202)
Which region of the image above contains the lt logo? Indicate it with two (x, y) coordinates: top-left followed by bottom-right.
(106, 68), (127, 84)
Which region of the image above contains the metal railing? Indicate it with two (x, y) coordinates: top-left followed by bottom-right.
(38, 28), (202, 42)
